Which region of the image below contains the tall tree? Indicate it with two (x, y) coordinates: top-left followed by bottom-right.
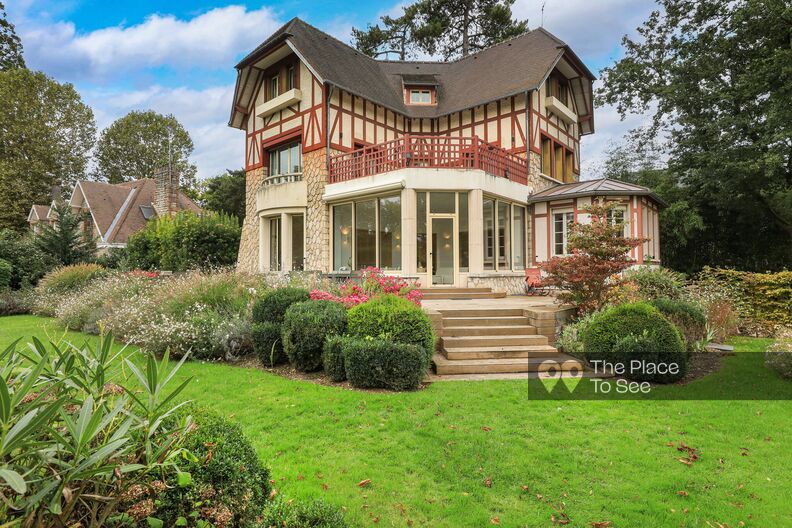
(598, 0), (792, 272)
(34, 200), (97, 266)
(0, 1), (24, 71)
(0, 69), (96, 231)
(415, 0), (527, 59)
(94, 110), (198, 189)
(199, 169), (246, 224)
(353, 6), (427, 60)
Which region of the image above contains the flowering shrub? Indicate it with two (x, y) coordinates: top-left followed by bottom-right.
(310, 267), (423, 308)
(765, 328), (792, 379)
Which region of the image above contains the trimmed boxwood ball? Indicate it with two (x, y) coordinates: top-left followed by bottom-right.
(157, 406), (271, 527)
(649, 297), (707, 352)
(252, 321), (287, 366)
(347, 294), (435, 359)
(252, 286), (310, 324)
(581, 302), (687, 383)
(323, 334), (347, 382)
(343, 337), (428, 391)
(282, 300), (347, 371)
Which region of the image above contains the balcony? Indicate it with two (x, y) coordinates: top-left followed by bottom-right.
(256, 88), (302, 118)
(545, 96), (577, 125)
(328, 135), (528, 185)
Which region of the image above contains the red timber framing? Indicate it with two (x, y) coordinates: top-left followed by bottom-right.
(244, 60), (325, 171)
(528, 90), (581, 177)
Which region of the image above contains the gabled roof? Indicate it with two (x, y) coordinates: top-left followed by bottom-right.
(526, 178), (667, 207)
(230, 18), (595, 129)
(68, 179), (201, 245)
(28, 204), (50, 222)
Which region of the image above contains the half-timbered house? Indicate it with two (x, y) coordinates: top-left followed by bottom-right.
(230, 18), (662, 292)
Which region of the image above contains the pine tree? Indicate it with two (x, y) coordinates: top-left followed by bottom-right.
(35, 200), (97, 266)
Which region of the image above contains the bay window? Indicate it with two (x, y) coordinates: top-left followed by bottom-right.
(267, 141), (302, 181)
(332, 195), (402, 271)
(483, 197), (528, 271)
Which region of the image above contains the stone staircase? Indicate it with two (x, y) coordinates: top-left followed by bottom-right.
(422, 287), (506, 300)
(432, 307), (584, 376)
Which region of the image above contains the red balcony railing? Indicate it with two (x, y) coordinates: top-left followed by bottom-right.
(328, 135), (528, 185)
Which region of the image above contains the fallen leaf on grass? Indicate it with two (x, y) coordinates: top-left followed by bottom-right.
(321, 483), (329, 491)
(590, 522), (612, 528)
(520, 485), (530, 492)
(490, 517), (500, 525)
(358, 479), (372, 487)
(677, 491), (689, 497)
(484, 477), (492, 488)
(296, 475), (304, 481)
(482, 426), (492, 432)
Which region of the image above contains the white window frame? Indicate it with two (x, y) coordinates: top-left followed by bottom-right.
(483, 196), (529, 271)
(606, 206), (629, 237)
(552, 210), (575, 256)
(331, 194), (402, 272)
(267, 141), (302, 182)
(270, 76), (279, 99)
(409, 89), (432, 104)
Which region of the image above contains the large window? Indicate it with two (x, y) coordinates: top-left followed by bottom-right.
(458, 192), (469, 272)
(546, 75), (569, 105)
(333, 204), (353, 270)
(291, 214), (304, 271)
(540, 135), (575, 182)
(416, 192), (427, 272)
(513, 205), (526, 269)
(333, 195), (402, 271)
(379, 196), (401, 270)
(606, 206), (628, 237)
(268, 141), (302, 180)
(553, 211), (575, 256)
(269, 217), (281, 271)
(355, 200), (377, 269)
(484, 198), (527, 270)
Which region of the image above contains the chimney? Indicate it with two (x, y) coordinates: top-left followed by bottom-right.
(154, 165), (179, 217)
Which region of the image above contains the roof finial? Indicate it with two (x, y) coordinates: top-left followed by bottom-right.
(541, 1), (546, 27)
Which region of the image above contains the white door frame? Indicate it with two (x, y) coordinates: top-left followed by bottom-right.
(428, 214), (457, 287)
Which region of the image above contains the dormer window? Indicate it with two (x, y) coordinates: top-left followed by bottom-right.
(410, 89), (431, 104)
(269, 76), (279, 100)
(404, 85), (435, 105)
(546, 74), (569, 106)
(286, 66), (295, 90)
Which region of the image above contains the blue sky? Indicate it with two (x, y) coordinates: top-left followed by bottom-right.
(7, 0), (657, 179)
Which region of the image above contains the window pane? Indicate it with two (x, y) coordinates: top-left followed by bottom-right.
(379, 196), (401, 270)
(513, 206), (526, 269)
(430, 192), (455, 214)
(287, 67), (294, 90)
(333, 204), (353, 270)
(553, 213), (565, 255)
(542, 138), (552, 176)
(498, 202), (511, 269)
(554, 145), (564, 181)
(269, 149), (278, 176)
(421, 91), (431, 103)
(279, 148), (289, 176)
(483, 198), (495, 270)
(458, 192), (469, 272)
(410, 91), (420, 103)
(269, 217), (280, 271)
(355, 200), (376, 269)
(416, 192), (427, 272)
(292, 214), (304, 271)
(291, 143), (302, 173)
(565, 152), (574, 182)
(270, 77), (279, 98)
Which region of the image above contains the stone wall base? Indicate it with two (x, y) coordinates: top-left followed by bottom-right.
(467, 274), (527, 295)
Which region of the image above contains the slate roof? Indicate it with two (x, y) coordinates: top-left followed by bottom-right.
(70, 179), (200, 245)
(230, 18), (595, 128)
(526, 178), (667, 207)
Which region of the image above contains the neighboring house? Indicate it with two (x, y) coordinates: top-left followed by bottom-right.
(230, 17), (663, 292)
(27, 167), (200, 249)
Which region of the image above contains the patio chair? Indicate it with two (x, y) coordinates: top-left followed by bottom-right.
(524, 267), (549, 296)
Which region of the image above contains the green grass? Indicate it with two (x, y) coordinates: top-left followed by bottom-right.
(2, 315), (791, 527)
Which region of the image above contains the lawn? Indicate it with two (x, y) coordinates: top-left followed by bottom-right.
(2, 314), (791, 527)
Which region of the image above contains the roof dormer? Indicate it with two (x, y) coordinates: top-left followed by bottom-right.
(401, 74), (438, 106)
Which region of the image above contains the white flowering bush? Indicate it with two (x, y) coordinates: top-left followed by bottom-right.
(765, 328), (792, 379)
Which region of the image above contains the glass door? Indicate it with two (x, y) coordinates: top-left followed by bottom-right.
(430, 217), (455, 286)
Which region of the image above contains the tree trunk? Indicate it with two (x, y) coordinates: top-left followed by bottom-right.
(462, 8), (470, 56)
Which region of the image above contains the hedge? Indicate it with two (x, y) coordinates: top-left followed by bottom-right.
(282, 300), (347, 371)
(252, 321), (287, 366)
(347, 294), (435, 359)
(649, 297), (707, 352)
(343, 337), (427, 391)
(252, 287), (310, 324)
(695, 267), (792, 334)
(581, 302), (687, 383)
(323, 334), (347, 382)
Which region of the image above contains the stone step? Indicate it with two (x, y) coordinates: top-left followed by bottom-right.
(442, 316), (529, 327)
(423, 291), (507, 300)
(443, 345), (559, 360)
(433, 353), (585, 375)
(443, 325), (536, 337)
(426, 287), (493, 293)
(437, 308), (525, 318)
(441, 334), (549, 348)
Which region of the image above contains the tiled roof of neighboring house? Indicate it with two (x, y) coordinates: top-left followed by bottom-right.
(71, 179), (200, 245)
(526, 178), (667, 207)
(230, 18), (595, 128)
(28, 204), (50, 221)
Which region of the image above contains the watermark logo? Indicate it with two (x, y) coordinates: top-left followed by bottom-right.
(537, 359), (584, 393)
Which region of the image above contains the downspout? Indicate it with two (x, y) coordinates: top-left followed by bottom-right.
(525, 89), (532, 189)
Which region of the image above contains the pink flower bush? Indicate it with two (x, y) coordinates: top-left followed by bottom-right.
(310, 267), (423, 308)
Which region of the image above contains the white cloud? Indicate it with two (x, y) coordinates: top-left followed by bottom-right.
(84, 84), (244, 179)
(512, 0), (655, 61)
(18, 5), (283, 81)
